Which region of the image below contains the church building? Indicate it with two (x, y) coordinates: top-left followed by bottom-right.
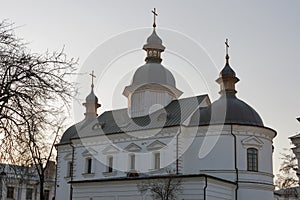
(55, 10), (277, 200)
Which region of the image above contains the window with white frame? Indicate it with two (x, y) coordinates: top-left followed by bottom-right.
(66, 161), (73, 177)
(129, 154), (135, 170)
(85, 157), (93, 174)
(247, 148), (258, 172)
(154, 152), (160, 170)
(107, 156), (113, 173)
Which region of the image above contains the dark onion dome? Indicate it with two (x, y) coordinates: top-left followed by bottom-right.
(131, 62), (176, 87)
(220, 62), (236, 77)
(85, 89), (99, 103)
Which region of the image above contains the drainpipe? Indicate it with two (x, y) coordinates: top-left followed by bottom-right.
(203, 175), (208, 200)
(54, 146), (58, 199)
(70, 143), (75, 200)
(230, 125), (238, 200)
(176, 127), (182, 175)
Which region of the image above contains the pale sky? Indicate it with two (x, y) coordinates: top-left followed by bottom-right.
(1, 0), (300, 176)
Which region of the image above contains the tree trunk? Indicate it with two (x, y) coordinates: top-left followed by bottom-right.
(40, 175), (44, 200)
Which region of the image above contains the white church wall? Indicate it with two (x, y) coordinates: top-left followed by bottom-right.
(182, 126), (235, 180)
(71, 176), (235, 200)
(56, 145), (72, 199)
(56, 124), (276, 199)
(129, 89), (175, 117)
(238, 182), (274, 200)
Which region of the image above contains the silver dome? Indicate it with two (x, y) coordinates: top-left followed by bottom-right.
(131, 62), (175, 87)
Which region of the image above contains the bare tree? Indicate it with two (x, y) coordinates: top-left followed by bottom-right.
(275, 148), (298, 190)
(137, 173), (182, 200)
(0, 20), (77, 199)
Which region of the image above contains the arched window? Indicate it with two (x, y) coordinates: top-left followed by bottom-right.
(247, 148), (258, 172)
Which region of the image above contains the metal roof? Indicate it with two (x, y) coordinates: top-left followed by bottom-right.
(60, 92), (265, 145)
(190, 93), (264, 127)
(59, 95), (209, 144)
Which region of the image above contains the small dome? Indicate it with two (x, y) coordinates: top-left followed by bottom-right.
(131, 63), (175, 87)
(193, 94), (263, 127)
(86, 90), (98, 103)
(143, 29), (165, 51)
(219, 63), (236, 78)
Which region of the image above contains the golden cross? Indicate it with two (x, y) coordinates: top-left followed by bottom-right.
(152, 8), (158, 28)
(89, 70), (96, 88)
(225, 38), (229, 55)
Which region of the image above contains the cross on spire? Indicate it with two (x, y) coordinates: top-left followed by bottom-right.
(89, 70), (96, 89)
(225, 38), (230, 63)
(152, 8), (158, 28)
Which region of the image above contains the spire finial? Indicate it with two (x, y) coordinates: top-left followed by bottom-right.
(152, 8), (158, 28)
(225, 38), (230, 63)
(89, 70), (96, 89)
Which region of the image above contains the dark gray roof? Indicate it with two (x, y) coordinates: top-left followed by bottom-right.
(60, 92), (265, 145)
(59, 95), (209, 144)
(289, 133), (300, 139)
(189, 93), (264, 127)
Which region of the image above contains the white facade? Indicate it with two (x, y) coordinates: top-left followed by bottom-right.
(56, 123), (276, 199)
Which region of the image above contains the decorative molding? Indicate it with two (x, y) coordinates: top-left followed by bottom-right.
(146, 140), (166, 151)
(63, 153), (73, 161)
(241, 136), (264, 149)
(124, 143), (142, 152)
(82, 147), (98, 157)
(82, 173), (95, 178)
(102, 145), (120, 155)
(102, 171), (117, 177)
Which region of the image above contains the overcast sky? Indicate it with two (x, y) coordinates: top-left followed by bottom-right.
(1, 0), (300, 175)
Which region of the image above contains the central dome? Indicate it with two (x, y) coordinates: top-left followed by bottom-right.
(131, 62), (176, 87)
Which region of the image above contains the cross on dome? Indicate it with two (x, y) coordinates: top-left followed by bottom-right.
(89, 70), (96, 89)
(152, 8), (158, 28)
(225, 38), (230, 63)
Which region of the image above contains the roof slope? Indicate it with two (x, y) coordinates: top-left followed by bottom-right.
(59, 95), (209, 144)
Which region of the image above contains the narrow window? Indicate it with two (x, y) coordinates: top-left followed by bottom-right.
(67, 161), (73, 177)
(26, 188), (33, 200)
(7, 186), (14, 198)
(86, 158), (92, 174)
(44, 190), (50, 200)
(247, 148), (258, 172)
(130, 154), (135, 170)
(154, 152), (160, 170)
(107, 156), (113, 173)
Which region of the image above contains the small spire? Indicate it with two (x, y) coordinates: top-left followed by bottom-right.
(89, 70), (96, 90)
(83, 70), (101, 119)
(152, 8), (158, 28)
(225, 38), (230, 63)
